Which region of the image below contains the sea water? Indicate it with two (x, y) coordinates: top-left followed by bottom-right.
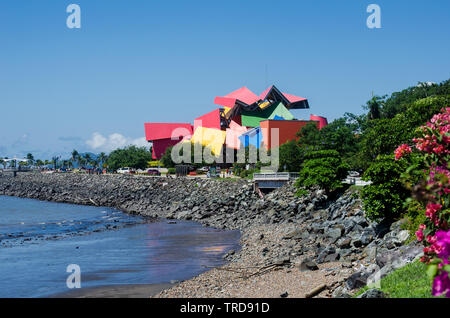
(0, 195), (240, 297)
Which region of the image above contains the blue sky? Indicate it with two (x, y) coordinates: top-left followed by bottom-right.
(0, 0), (449, 159)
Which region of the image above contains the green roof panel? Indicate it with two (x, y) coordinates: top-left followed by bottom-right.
(241, 102), (294, 127)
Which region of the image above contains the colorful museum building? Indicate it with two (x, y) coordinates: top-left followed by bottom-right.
(144, 85), (328, 159)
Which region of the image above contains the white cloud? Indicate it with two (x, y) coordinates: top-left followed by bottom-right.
(86, 132), (149, 152)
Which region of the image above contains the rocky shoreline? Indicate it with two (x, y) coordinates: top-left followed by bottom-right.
(0, 172), (422, 298)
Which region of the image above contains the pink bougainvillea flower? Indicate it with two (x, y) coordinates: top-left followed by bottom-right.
(432, 271), (450, 298)
(416, 229), (424, 241)
(394, 144), (412, 160)
(435, 230), (450, 262)
(425, 203), (442, 220)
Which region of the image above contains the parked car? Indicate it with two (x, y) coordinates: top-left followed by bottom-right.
(147, 169), (161, 176)
(117, 167), (132, 174)
(348, 171), (360, 177)
(198, 166), (209, 172)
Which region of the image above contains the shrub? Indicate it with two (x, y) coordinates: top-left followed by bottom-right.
(397, 107), (449, 297)
(167, 167), (176, 175)
(360, 155), (410, 222)
(402, 200), (428, 240)
(295, 150), (348, 195)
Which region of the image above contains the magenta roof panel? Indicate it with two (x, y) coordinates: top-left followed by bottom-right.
(144, 123), (193, 141)
(282, 92), (307, 103)
(213, 96), (237, 108)
(194, 108), (222, 131)
(214, 86), (260, 107)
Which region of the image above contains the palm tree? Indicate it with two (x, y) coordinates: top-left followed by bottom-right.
(365, 95), (385, 120)
(78, 157), (87, 169)
(26, 153), (34, 166)
(35, 159), (44, 169)
(83, 153), (91, 167)
(71, 150), (79, 167)
(98, 152), (107, 169)
(0, 158), (4, 169)
(51, 156), (60, 170)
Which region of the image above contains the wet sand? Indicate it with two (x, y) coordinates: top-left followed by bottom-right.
(51, 283), (176, 298)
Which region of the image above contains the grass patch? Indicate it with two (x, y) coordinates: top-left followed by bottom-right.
(354, 260), (437, 298)
(348, 184), (364, 192)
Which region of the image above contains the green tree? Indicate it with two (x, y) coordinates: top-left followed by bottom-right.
(320, 117), (360, 157)
(295, 115), (362, 170)
(71, 149), (79, 167)
(26, 153), (34, 166)
(78, 157), (86, 168)
(359, 95), (449, 169)
(380, 80), (449, 118)
(296, 122), (321, 150)
(278, 140), (304, 172)
(60, 160), (69, 169)
(360, 155), (410, 222)
(83, 153), (92, 167)
(97, 152), (108, 169)
(35, 159), (44, 169)
(295, 150), (349, 194)
(51, 156), (60, 170)
(359, 118), (407, 165)
(160, 146), (175, 168)
(106, 145), (153, 171)
(364, 95), (385, 120)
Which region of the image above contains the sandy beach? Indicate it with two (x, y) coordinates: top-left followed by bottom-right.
(52, 283), (175, 298)
(154, 223), (351, 298)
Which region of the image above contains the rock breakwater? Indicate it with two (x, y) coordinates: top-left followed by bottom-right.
(0, 173), (421, 297)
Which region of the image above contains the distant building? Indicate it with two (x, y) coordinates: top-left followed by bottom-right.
(144, 85), (328, 159)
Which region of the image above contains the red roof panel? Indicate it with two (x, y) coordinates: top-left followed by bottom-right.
(194, 108), (222, 131)
(214, 86), (259, 107)
(283, 92), (307, 103)
(144, 123), (193, 141)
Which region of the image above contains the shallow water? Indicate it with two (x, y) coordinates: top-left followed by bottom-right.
(0, 196), (240, 297)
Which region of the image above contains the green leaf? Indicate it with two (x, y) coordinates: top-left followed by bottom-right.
(442, 265), (450, 273)
(426, 264), (438, 280)
(429, 258), (443, 265)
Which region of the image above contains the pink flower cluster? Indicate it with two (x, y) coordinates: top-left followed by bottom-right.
(413, 107), (450, 158)
(428, 165), (450, 182)
(435, 230), (450, 262)
(433, 272), (450, 297)
(400, 107), (449, 297)
(416, 224), (426, 241)
(426, 203), (443, 227)
(431, 230), (450, 297)
(394, 144), (412, 160)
